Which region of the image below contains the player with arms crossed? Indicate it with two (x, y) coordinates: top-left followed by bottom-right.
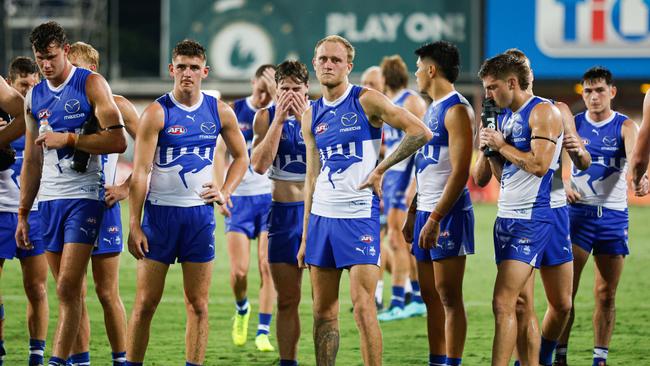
(298, 35), (432, 365)
(250, 60), (310, 366)
(16, 21), (127, 366)
(125, 40), (248, 366)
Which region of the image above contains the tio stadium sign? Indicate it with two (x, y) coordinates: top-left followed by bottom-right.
(536, 0), (650, 57)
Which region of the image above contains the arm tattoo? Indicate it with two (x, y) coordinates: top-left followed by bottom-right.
(314, 318), (339, 366)
(381, 134), (428, 171)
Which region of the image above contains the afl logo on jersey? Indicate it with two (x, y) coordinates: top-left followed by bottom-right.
(201, 122), (217, 134)
(107, 226), (120, 234)
(38, 109), (51, 120)
(166, 125), (187, 135)
(315, 122), (329, 135)
(64, 99), (81, 114)
(360, 234), (374, 243)
(341, 112), (358, 126)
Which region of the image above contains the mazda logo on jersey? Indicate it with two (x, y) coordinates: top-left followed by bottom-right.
(64, 99), (81, 114)
(166, 125), (187, 135)
(201, 122), (217, 134)
(341, 112), (358, 126)
(315, 122), (329, 135)
(602, 135), (617, 146)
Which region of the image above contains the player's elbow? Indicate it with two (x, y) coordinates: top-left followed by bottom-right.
(111, 133), (128, 154)
(531, 166), (549, 178)
(251, 155), (268, 175)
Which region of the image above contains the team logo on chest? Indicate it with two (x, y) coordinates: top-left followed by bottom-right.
(602, 136), (617, 147)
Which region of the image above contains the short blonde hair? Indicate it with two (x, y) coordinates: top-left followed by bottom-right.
(69, 41), (100, 69)
(314, 35), (355, 63)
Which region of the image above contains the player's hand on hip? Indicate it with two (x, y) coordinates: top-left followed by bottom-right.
(358, 169), (383, 198)
(418, 218), (439, 250)
(15, 218), (33, 250)
(128, 224), (149, 260)
(297, 239), (307, 269)
(402, 211), (416, 244)
(35, 131), (69, 149)
(105, 182), (129, 207)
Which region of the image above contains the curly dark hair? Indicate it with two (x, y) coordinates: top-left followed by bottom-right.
(172, 39), (206, 61)
(582, 66), (613, 86)
(8, 56), (39, 81)
(29, 21), (68, 53)
(478, 53), (530, 90)
(415, 41), (460, 83)
(275, 60), (308, 85)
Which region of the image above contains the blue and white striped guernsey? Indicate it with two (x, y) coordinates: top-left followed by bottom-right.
(147, 92), (222, 207)
(310, 84), (381, 218)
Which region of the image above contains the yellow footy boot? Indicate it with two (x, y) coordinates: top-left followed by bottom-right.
(232, 309), (250, 346)
(255, 333), (275, 352)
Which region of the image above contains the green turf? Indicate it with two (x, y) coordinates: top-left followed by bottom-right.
(1, 203), (648, 365)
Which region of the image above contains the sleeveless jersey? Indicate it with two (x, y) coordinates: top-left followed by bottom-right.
(311, 84), (381, 218)
(147, 92), (222, 207)
(29, 67), (103, 201)
(267, 104), (308, 182)
(415, 91), (472, 213)
(231, 97), (271, 196)
(383, 89), (418, 172)
(497, 96), (563, 221)
(571, 111), (628, 210)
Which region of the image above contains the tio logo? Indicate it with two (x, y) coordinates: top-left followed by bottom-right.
(536, 0), (650, 57)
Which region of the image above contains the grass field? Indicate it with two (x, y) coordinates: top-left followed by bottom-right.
(1, 203), (649, 365)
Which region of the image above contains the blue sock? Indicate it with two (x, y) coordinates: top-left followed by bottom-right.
(593, 347), (608, 365)
(235, 298), (249, 315)
(539, 336), (558, 365)
(112, 351), (126, 366)
(69, 352), (90, 365)
(186, 362), (201, 366)
(29, 339), (46, 366)
(446, 357), (462, 365)
(429, 354), (446, 366)
(257, 313), (272, 336)
(0, 340), (5, 366)
(390, 286), (405, 309)
(280, 360), (298, 366)
(514, 361), (521, 366)
(48, 357), (67, 366)
(411, 280), (424, 303)
(125, 362), (143, 366)
(0, 304), (4, 320)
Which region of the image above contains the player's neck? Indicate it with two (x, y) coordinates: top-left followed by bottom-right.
(510, 90), (534, 112)
(172, 88), (201, 107)
(428, 79), (454, 101)
(48, 62), (74, 88)
(588, 108), (613, 122)
(322, 80), (349, 102)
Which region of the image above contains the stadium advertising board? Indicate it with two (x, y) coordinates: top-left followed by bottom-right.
(485, 0), (650, 79)
(165, 0), (479, 81)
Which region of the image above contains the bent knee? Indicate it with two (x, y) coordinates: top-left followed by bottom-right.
(186, 299), (209, 318)
(492, 297), (516, 318)
(24, 282), (48, 303)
